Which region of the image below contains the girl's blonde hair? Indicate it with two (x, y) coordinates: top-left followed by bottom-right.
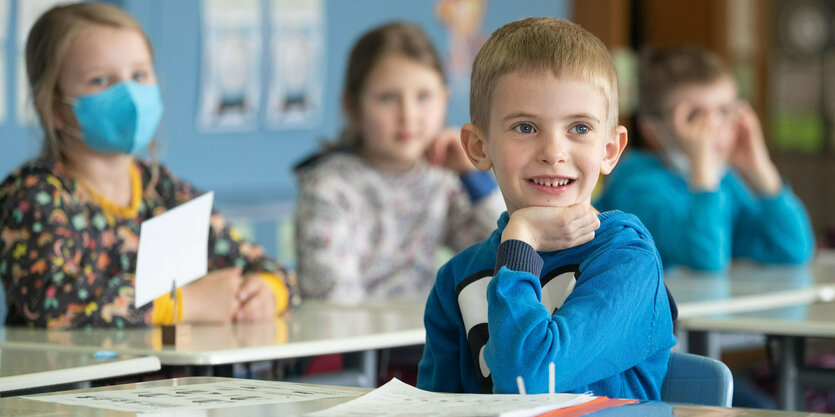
(25, 2), (153, 161)
(333, 21), (444, 151)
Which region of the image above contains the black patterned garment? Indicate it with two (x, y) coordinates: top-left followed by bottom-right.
(0, 158), (298, 328)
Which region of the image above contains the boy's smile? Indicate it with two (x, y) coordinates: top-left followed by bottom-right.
(464, 70), (624, 214)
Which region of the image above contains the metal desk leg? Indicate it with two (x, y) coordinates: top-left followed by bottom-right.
(344, 350), (377, 388)
(687, 330), (721, 359)
(776, 336), (804, 411)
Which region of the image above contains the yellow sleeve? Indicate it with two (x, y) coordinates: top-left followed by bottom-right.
(259, 273), (289, 315)
(150, 288), (185, 325)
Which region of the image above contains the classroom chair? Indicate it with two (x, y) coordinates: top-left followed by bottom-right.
(0, 287), (6, 324)
(660, 351), (733, 407)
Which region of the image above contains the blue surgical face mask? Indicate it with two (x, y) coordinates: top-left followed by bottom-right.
(65, 81), (164, 154)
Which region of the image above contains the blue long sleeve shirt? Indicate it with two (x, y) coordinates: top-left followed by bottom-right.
(417, 210), (676, 400)
(596, 151), (814, 271)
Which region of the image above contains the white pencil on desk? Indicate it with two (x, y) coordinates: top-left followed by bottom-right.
(516, 376), (526, 395)
(549, 362), (555, 399)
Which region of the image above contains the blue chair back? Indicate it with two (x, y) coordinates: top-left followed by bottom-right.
(661, 352), (733, 407)
(0, 285), (6, 324)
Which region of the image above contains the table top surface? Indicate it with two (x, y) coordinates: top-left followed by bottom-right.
(0, 348), (160, 393)
(677, 299), (835, 337)
(665, 255), (835, 319)
(0, 377), (829, 417)
(2, 255), (833, 367)
(0, 301), (425, 366)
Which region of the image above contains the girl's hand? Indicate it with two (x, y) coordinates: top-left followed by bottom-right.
(729, 102), (781, 195)
(181, 267), (243, 323)
(235, 274), (276, 322)
(502, 204), (600, 252)
(425, 127), (476, 174)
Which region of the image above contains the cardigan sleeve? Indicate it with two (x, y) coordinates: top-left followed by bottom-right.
(444, 171), (505, 252)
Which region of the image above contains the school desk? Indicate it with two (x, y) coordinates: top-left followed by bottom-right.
(664, 255), (835, 359)
(666, 256), (835, 320)
(0, 376), (830, 416)
(0, 301), (424, 385)
(0, 347), (160, 394)
(677, 300), (835, 412)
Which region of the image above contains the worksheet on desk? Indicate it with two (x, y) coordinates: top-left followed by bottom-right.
(308, 378), (596, 417)
(24, 380), (360, 413)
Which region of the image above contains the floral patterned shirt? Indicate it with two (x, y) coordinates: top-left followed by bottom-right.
(0, 158), (298, 328)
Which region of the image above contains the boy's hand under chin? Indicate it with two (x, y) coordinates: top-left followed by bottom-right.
(502, 204), (601, 252)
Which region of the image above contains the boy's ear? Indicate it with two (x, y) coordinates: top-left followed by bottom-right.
(600, 125), (628, 175)
(460, 123), (492, 171)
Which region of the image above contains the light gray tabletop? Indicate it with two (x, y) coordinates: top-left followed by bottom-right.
(0, 377), (829, 417)
(0, 301), (425, 366)
(665, 255), (835, 319)
(676, 300), (835, 337)
(0, 348), (160, 393)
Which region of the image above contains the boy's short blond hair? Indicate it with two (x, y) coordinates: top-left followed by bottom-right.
(470, 17), (618, 133)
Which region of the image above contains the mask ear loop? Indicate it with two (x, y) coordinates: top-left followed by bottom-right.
(57, 95), (86, 142)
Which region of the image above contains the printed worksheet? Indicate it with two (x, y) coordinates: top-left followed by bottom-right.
(308, 378), (596, 417)
(25, 380), (361, 413)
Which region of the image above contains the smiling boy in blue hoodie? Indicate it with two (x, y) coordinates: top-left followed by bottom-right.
(417, 17), (676, 400)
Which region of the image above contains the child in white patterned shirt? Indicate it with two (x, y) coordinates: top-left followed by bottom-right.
(294, 21), (504, 304)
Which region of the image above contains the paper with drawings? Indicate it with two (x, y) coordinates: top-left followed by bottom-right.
(134, 192), (214, 307)
(24, 379), (361, 413)
(308, 378), (596, 417)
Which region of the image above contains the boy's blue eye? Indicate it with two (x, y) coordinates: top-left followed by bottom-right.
(569, 124), (590, 135)
(514, 123), (535, 134)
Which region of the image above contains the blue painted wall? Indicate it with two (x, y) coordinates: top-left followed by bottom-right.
(1, 0), (569, 205)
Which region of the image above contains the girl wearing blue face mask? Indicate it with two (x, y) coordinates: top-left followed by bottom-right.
(0, 2), (298, 328)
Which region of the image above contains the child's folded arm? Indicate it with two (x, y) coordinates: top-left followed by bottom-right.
(417, 267), (465, 393)
(484, 240), (670, 394)
(732, 182), (815, 265)
(618, 180), (729, 271)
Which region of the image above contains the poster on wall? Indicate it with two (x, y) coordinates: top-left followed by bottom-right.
(197, 0), (262, 132)
(435, 0), (488, 98)
(264, 0), (324, 130)
(16, 0), (77, 125)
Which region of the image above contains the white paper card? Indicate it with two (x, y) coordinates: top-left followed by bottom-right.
(308, 378), (596, 417)
(135, 192), (214, 307)
(25, 379), (361, 413)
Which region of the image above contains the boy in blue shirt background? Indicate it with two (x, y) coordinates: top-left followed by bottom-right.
(417, 17), (676, 400)
(596, 46), (814, 271)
